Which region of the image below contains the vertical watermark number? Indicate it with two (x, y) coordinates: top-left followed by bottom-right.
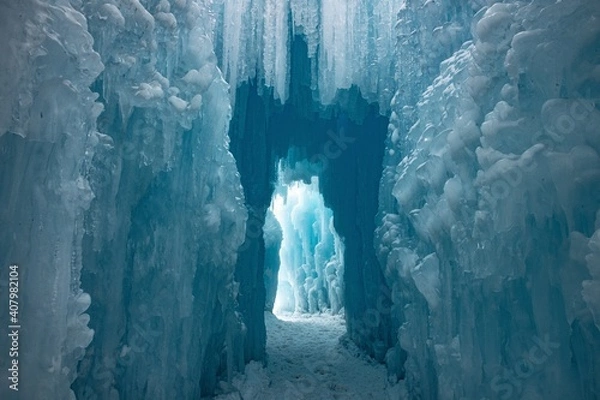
(7, 264), (20, 392)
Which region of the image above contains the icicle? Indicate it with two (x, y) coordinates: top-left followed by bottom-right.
(263, 0), (290, 102)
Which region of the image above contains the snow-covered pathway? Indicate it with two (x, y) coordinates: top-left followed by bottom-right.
(227, 312), (401, 399)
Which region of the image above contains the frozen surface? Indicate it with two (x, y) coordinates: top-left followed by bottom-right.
(376, 0), (600, 398)
(213, 312), (400, 399)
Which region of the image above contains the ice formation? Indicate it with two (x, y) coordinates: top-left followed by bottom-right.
(1, 0), (246, 399)
(216, 0), (403, 109)
(0, 0), (599, 399)
(270, 174), (344, 315)
(0, 1), (103, 398)
(376, 0), (600, 398)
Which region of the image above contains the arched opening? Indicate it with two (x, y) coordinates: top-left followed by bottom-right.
(227, 34), (391, 386)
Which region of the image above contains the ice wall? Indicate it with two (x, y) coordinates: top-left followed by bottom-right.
(76, 1), (248, 398)
(0, 1), (103, 399)
(376, 0), (600, 398)
(270, 175), (344, 315)
(1, 0), (247, 399)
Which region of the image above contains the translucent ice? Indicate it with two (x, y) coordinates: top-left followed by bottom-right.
(376, 0), (600, 398)
(271, 173), (344, 315)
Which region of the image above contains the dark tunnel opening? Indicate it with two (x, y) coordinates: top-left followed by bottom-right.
(227, 35), (400, 377)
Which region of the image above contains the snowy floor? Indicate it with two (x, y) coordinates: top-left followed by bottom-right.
(219, 312), (401, 399)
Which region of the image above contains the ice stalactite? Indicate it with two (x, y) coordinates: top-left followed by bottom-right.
(216, 0), (403, 111)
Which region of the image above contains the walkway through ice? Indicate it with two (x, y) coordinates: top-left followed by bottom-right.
(218, 312), (401, 399)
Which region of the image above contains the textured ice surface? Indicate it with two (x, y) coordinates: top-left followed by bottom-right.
(0, 1), (102, 399)
(270, 174), (344, 315)
(263, 209), (283, 312)
(1, 0), (246, 399)
(376, 0), (600, 398)
(215, 0), (403, 110)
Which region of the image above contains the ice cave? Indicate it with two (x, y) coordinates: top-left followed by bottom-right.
(1, 0), (600, 399)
